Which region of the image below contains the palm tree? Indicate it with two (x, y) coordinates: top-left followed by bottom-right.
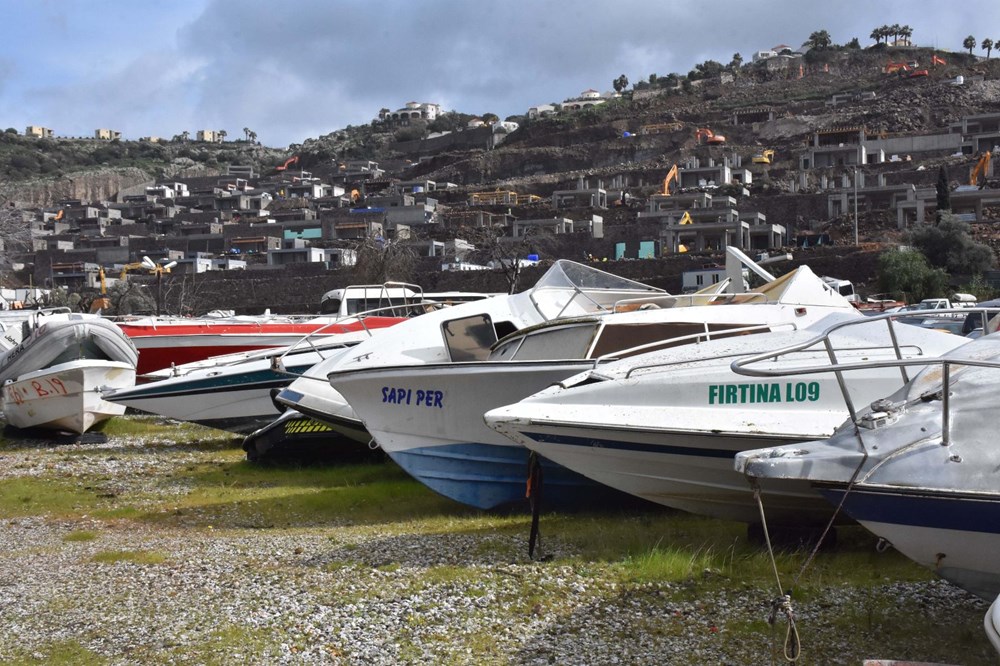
(983, 38), (994, 59)
(899, 25), (913, 46)
(889, 23), (902, 45)
(870, 26), (882, 45)
(248, 130), (257, 144)
(218, 129), (227, 142)
(243, 127), (250, 141)
(964, 35), (977, 55)
(807, 29), (832, 49)
(612, 74), (629, 93)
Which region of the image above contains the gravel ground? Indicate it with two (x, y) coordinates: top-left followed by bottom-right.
(0, 431), (993, 665)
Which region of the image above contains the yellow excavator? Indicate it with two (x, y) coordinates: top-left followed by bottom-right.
(752, 149), (775, 165)
(89, 267), (111, 313)
(662, 164), (679, 196)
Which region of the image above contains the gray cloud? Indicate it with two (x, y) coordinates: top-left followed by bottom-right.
(8, 0), (1000, 146)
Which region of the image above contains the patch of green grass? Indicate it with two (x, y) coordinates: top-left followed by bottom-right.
(4, 639), (107, 665)
(0, 478), (103, 518)
(154, 623), (277, 665)
(139, 461), (474, 529)
(100, 416), (239, 447)
(618, 545), (723, 584)
(62, 530), (98, 542)
(90, 549), (167, 565)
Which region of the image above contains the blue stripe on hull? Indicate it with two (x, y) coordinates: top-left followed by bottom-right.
(388, 442), (639, 511)
(523, 431), (738, 459)
(818, 485), (1000, 535)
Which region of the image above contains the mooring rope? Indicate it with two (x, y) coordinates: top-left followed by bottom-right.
(753, 481), (801, 663)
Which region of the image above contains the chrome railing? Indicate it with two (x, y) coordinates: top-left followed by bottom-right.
(731, 308), (996, 449)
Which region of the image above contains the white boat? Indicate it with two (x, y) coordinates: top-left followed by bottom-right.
(736, 321), (1000, 600)
(105, 291), (489, 435)
(484, 313), (968, 524)
(275, 260), (667, 444)
(104, 333), (367, 434)
(326, 263), (866, 510)
(0, 310), (137, 434)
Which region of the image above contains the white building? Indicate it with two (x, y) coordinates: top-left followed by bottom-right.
(380, 102), (442, 123)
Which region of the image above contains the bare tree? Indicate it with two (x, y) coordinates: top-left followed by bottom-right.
(0, 198), (33, 274)
(466, 225), (551, 294)
(351, 233), (417, 284)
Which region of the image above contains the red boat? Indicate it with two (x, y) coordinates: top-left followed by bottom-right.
(119, 315), (404, 375)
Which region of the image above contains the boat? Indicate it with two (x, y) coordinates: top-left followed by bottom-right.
(105, 290), (488, 436)
(118, 312), (404, 376)
(118, 283), (433, 375)
(484, 312), (968, 524)
(274, 259), (667, 446)
(1, 310), (137, 434)
(242, 408), (384, 464)
(736, 319), (1000, 600)
(325, 262), (867, 510)
(103, 331), (369, 434)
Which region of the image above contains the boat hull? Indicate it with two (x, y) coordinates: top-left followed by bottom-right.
(498, 422), (825, 523)
(328, 360), (610, 509)
(106, 361), (316, 435)
(819, 484), (1000, 600)
(275, 385), (370, 444)
(243, 409), (381, 464)
(3, 361), (134, 434)
(390, 441), (639, 511)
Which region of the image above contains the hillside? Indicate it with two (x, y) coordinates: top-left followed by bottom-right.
(6, 44), (1000, 312)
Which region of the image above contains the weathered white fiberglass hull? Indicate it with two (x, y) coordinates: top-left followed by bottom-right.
(739, 333), (1000, 599)
(3, 360), (134, 434)
(486, 319), (967, 524)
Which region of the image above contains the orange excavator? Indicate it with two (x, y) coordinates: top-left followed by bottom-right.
(275, 155), (299, 171)
(695, 128), (726, 145)
(970, 152), (992, 188)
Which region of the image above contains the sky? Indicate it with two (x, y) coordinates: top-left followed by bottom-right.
(2, 0), (999, 148)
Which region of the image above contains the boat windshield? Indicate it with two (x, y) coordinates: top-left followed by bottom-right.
(528, 260), (664, 320)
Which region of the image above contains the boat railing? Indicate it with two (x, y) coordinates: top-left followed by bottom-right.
(612, 291), (769, 312)
(269, 283), (467, 376)
(731, 308), (998, 448)
(592, 321), (793, 370)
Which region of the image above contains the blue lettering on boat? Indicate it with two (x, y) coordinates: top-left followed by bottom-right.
(381, 386), (443, 408)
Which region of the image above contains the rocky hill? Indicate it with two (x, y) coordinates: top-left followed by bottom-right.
(6, 44), (1000, 311)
